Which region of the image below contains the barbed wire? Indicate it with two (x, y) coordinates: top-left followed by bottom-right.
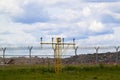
(0, 45), (120, 65)
(0, 45), (120, 50)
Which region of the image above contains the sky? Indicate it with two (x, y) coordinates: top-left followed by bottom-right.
(0, 0), (120, 47)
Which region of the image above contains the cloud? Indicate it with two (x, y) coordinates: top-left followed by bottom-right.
(101, 14), (120, 23)
(0, 0), (23, 16)
(89, 21), (105, 32)
(0, 0), (120, 47)
(83, 0), (120, 2)
(0, 0), (50, 24)
(82, 7), (92, 17)
(0, 16), (37, 46)
(12, 3), (50, 24)
(78, 26), (120, 46)
(96, 3), (120, 24)
(0, 31), (36, 45)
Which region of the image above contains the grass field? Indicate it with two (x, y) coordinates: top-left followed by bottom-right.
(0, 64), (120, 80)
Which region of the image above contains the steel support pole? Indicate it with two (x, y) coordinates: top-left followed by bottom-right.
(115, 46), (119, 64)
(75, 46), (78, 56)
(2, 48), (6, 64)
(95, 47), (99, 64)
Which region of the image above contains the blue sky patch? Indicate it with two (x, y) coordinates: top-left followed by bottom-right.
(12, 3), (50, 24)
(101, 14), (120, 24)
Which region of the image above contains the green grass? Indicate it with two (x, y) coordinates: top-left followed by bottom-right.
(0, 64), (120, 80)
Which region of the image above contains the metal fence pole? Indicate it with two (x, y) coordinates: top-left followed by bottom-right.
(95, 47), (99, 64)
(75, 46), (78, 56)
(115, 46), (119, 64)
(2, 48), (6, 64)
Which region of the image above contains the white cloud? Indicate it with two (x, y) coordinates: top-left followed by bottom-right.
(32, 0), (79, 5)
(82, 7), (92, 17)
(78, 26), (120, 46)
(112, 27), (120, 43)
(0, 17), (37, 46)
(0, 0), (24, 16)
(0, 31), (36, 45)
(89, 20), (105, 32)
(0, 0), (120, 47)
(83, 0), (120, 2)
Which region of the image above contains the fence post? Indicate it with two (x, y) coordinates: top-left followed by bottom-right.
(115, 46), (119, 64)
(95, 47), (99, 64)
(75, 46), (78, 56)
(2, 48), (6, 64)
(28, 46), (33, 65)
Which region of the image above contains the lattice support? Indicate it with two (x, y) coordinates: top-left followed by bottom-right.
(40, 37), (76, 74)
(54, 38), (62, 73)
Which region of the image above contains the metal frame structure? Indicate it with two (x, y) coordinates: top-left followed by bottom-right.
(40, 37), (76, 73)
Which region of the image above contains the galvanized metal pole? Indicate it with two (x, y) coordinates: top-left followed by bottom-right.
(95, 47), (99, 64)
(115, 46), (119, 64)
(75, 46), (78, 56)
(2, 48), (6, 64)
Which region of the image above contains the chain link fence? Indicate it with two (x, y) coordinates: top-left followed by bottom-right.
(0, 46), (120, 65)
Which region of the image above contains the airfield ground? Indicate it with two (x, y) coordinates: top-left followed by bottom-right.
(0, 64), (120, 80)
